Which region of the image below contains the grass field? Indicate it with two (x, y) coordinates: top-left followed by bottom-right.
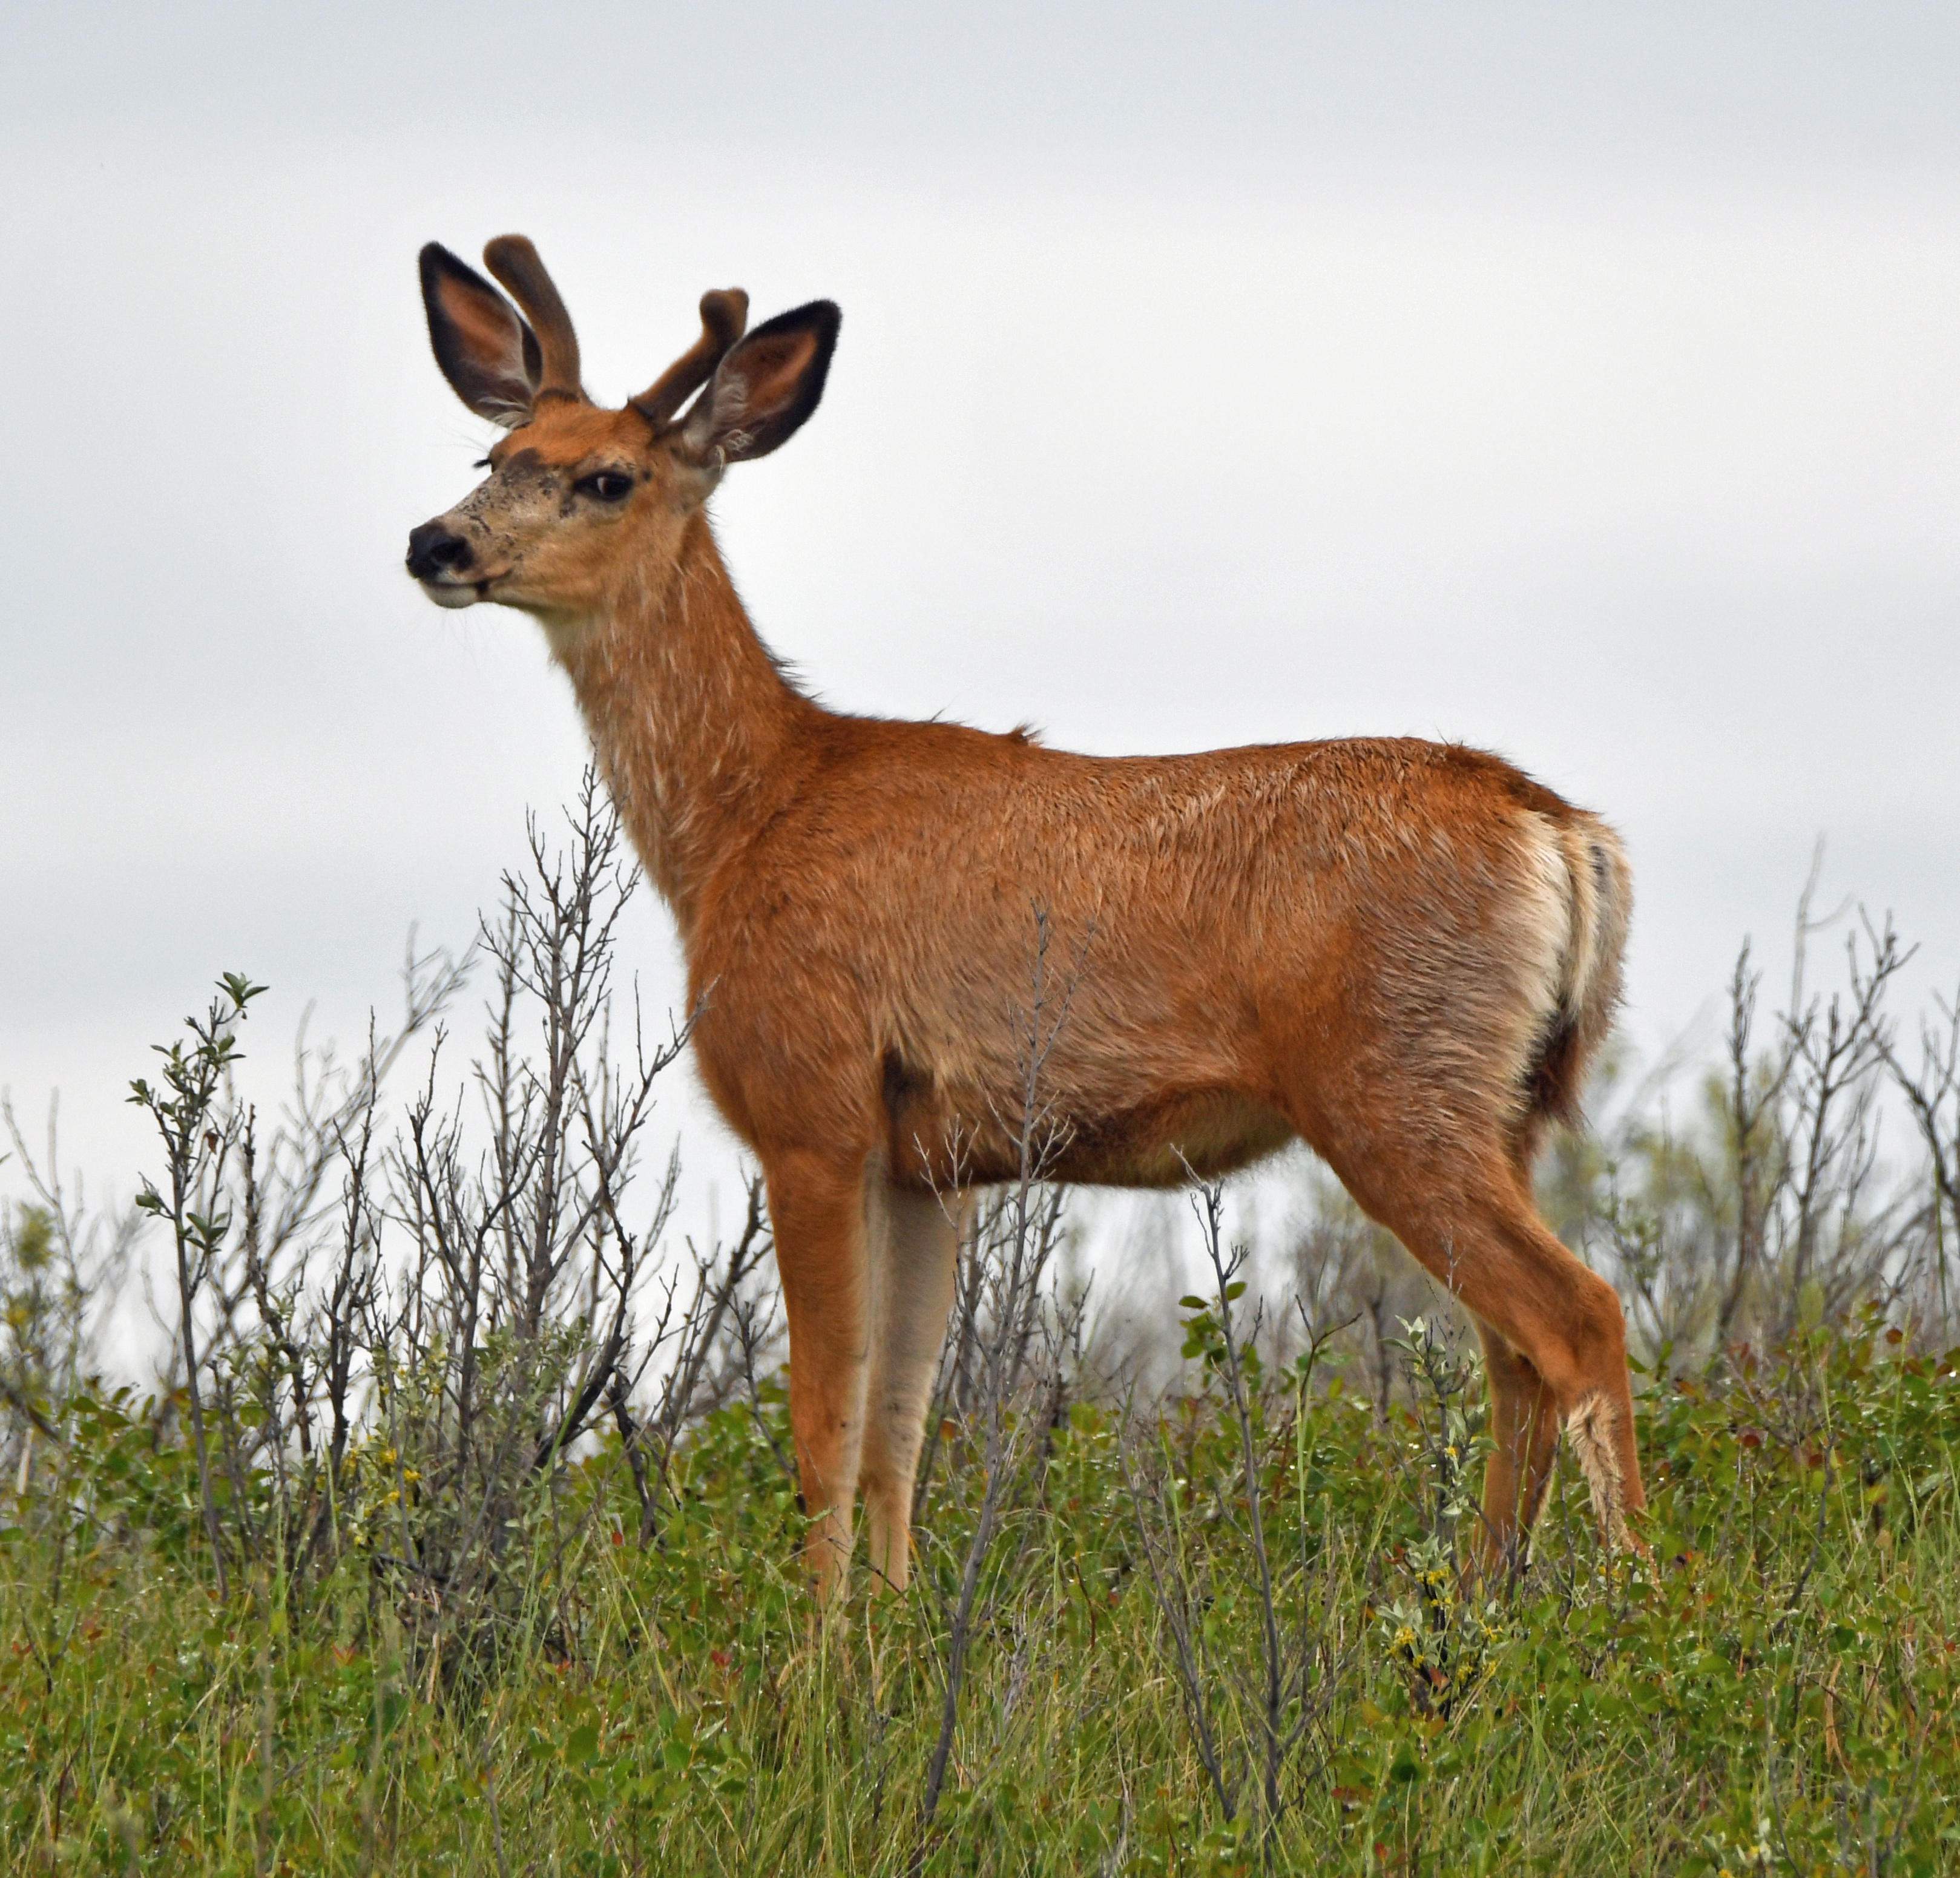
(3, 798), (1955, 1873)
(7, 804), (1959, 1873)
(6, 1310), (1957, 1876)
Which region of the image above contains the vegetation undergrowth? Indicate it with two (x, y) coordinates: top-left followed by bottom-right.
(5, 795), (1958, 1874)
(2, 1318), (1956, 1873)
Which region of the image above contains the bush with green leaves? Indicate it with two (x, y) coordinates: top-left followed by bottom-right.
(4, 801), (1959, 1873)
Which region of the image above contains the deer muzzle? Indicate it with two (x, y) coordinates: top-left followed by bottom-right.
(406, 521), (483, 607)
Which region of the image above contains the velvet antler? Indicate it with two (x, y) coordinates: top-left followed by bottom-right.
(482, 235), (583, 402)
(629, 289), (751, 434)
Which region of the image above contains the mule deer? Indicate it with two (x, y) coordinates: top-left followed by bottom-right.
(406, 235), (1645, 1601)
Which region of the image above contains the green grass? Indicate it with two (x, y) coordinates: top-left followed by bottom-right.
(6, 1324), (1958, 1876)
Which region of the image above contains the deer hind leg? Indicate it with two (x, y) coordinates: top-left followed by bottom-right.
(858, 1183), (963, 1593)
(1341, 1149), (1645, 1556)
(763, 1149), (873, 1608)
(1473, 1321), (1562, 1577)
(1459, 1186), (1643, 1555)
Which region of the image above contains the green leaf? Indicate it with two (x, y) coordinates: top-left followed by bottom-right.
(1388, 1742), (1426, 1783)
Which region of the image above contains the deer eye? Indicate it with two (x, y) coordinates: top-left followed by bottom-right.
(575, 470), (635, 502)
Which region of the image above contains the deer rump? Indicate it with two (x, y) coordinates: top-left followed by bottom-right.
(685, 726), (1630, 1196)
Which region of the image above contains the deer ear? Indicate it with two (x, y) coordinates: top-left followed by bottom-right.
(679, 301), (840, 467)
(419, 243), (542, 428)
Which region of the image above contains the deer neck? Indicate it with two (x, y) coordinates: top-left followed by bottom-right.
(553, 510), (811, 936)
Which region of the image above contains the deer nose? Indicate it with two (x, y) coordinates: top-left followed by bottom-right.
(406, 522), (475, 580)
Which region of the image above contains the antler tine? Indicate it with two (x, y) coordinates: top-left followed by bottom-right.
(482, 235), (583, 400)
(629, 289), (751, 434)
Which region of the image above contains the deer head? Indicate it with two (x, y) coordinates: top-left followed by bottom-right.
(406, 236), (840, 628)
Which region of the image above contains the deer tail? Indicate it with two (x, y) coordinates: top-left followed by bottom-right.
(1525, 816), (1631, 1128)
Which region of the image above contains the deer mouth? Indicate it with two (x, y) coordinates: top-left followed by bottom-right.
(406, 519), (509, 606)
(418, 575), (488, 609)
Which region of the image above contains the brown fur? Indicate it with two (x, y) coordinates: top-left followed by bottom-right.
(408, 238), (1647, 1598)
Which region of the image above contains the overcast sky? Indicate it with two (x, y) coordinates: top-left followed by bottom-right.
(2, 3), (1956, 1253)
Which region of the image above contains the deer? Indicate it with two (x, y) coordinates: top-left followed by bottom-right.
(406, 234), (1646, 1605)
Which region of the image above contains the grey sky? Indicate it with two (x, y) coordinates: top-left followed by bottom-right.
(3, 2), (1957, 1229)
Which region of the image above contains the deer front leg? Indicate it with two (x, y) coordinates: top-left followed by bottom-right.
(764, 1149), (872, 1609)
(859, 1183), (962, 1592)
